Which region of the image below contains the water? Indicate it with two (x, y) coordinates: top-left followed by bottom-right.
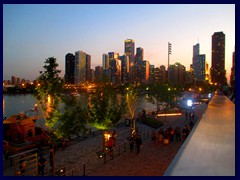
(3, 94), (38, 118)
(3, 93), (156, 119)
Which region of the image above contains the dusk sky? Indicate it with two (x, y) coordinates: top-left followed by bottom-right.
(3, 4), (235, 82)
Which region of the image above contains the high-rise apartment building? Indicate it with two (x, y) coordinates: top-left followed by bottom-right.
(168, 63), (186, 85)
(210, 31), (226, 85)
(124, 39), (135, 64)
(102, 54), (110, 70)
(140, 60), (150, 84)
(65, 53), (75, 84)
(108, 52), (119, 60)
(75, 51), (91, 84)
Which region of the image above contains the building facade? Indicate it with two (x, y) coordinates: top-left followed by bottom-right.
(168, 63), (186, 85)
(210, 31), (226, 85)
(75, 51), (91, 84)
(65, 53), (75, 84)
(192, 43), (206, 82)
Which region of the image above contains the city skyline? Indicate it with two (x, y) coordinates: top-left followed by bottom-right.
(3, 4), (235, 82)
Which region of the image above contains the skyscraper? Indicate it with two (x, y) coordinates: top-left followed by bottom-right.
(65, 53), (75, 84)
(135, 47), (144, 65)
(141, 60), (150, 83)
(192, 43), (206, 82)
(86, 54), (91, 82)
(120, 55), (130, 84)
(75, 51), (91, 84)
(124, 39), (135, 64)
(102, 54), (110, 70)
(210, 31), (226, 85)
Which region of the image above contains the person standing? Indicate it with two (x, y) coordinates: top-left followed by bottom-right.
(135, 134), (142, 154)
(151, 130), (157, 144)
(174, 126), (181, 142)
(38, 155), (47, 176)
(182, 125), (190, 141)
(129, 136), (134, 152)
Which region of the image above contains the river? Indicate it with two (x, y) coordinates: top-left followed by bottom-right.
(3, 93), (156, 119)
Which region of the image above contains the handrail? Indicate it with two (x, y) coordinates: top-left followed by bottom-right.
(164, 95), (235, 176)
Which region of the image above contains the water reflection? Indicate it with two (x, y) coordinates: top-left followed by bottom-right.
(3, 93), (156, 119)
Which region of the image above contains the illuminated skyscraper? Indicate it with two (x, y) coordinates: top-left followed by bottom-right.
(124, 39), (135, 64)
(210, 31), (226, 85)
(102, 54), (109, 70)
(75, 51), (91, 84)
(120, 55), (130, 84)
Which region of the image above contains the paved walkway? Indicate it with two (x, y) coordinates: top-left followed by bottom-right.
(49, 112), (201, 176)
(3, 103), (206, 176)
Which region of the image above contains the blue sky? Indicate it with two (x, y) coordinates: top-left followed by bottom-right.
(3, 4), (235, 82)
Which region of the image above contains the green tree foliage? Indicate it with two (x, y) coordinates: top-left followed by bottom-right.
(146, 83), (181, 112)
(58, 95), (88, 138)
(34, 57), (64, 132)
(87, 84), (126, 130)
(125, 84), (139, 119)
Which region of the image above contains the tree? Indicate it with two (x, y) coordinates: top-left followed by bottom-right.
(58, 95), (88, 138)
(125, 84), (139, 136)
(34, 57), (64, 133)
(146, 83), (180, 112)
(87, 84), (126, 130)
(125, 84), (139, 119)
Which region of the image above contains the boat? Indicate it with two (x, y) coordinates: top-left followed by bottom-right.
(3, 112), (50, 157)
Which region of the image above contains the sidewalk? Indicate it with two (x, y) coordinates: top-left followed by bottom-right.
(3, 104), (206, 176)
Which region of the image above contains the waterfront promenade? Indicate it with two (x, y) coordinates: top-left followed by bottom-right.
(3, 101), (206, 176)
(51, 103), (206, 176)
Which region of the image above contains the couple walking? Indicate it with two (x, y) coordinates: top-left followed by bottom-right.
(129, 134), (142, 154)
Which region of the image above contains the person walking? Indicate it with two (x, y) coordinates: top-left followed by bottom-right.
(129, 136), (134, 152)
(135, 134), (142, 154)
(38, 155), (47, 176)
